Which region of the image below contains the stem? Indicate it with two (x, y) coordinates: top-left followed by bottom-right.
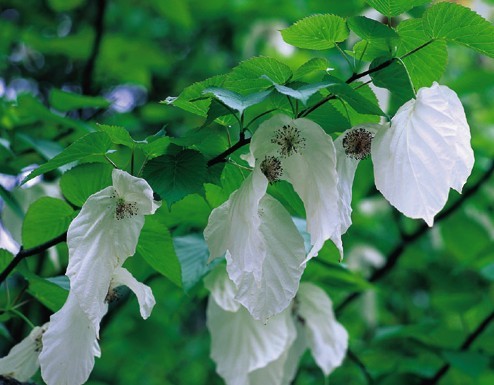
(336, 43), (354, 71)
(348, 349), (374, 384)
(104, 154), (118, 168)
(0, 232), (68, 285)
(400, 39), (434, 60)
(9, 308), (35, 329)
(207, 137), (251, 167)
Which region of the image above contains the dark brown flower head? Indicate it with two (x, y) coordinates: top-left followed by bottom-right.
(271, 124), (306, 157)
(260, 155), (283, 183)
(342, 128), (374, 160)
(115, 198), (138, 220)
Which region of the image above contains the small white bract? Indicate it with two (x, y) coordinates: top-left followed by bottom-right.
(0, 323), (48, 382)
(39, 169), (159, 385)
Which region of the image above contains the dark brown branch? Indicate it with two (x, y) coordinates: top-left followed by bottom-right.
(81, 0), (107, 95)
(336, 161), (494, 314)
(0, 232), (67, 285)
(207, 137), (251, 167)
(420, 309), (494, 385)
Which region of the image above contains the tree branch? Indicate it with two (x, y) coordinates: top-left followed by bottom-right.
(81, 0), (108, 95)
(420, 309), (494, 385)
(207, 136), (251, 167)
(0, 232), (67, 285)
(336, 161), (494, 314)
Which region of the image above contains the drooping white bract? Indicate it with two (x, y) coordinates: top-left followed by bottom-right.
(296, 283), (348, 375)
(39, 169), (159, 385)
(0, 323), (48, 381)
(250, 114), (342, 259)
(205, 269), (349, 385)
(40, 267), (155, 385)
(40, 291), (101, 385)
(205, 169), (306, 321)
(372, 82), (474, 226)
(65, 168), (160, 333)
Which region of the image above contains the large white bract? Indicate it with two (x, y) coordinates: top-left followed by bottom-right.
(205, 269), (348, 385)
(372, 82), (474, 226)
(39, 169), (159, 385)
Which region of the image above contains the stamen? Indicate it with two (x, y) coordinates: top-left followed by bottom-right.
(260, 156), (283, 183)
(342, 128), (374, 160)
(105, 287), (121, 303)
(271, 124), (306, 157)
(115, 198), (138, 220)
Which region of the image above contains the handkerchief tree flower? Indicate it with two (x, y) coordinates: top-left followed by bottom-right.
(39, 169), (160, 385)
(335, 82), (474, 229)
(205, 268), (348, 385)
(205, 114), (345, 321)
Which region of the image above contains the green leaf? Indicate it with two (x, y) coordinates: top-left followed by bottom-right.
(49, 89), (110, 112)
(164, 74), (226, 117)
(365, 0), (431, 17)
(330, 82), (382, 124)
(423, 2), (494, 58)
(173, 233), (213, 291)
(348, 16), (399, 41)
(396, 19), (447, 89)
(18, 268), (68, 312)
(0, 184), (23, 219)
(96, 124), (136, 148)
(23, 131), (113, 183)
(136, 210), (182, 287)
(0, 249), (13, 272)
(202, 99), (234, 128)
(281, 14), (349, 50)
(140, 130), (171, 160)
(202, 87), (271, 115)
(442, 351), (489, 378)
(325, 76), (385, 116)
(293, 58), (331, 81)
(223, 57), (292, 95)
(369, 57), (414, 115)
(263, 76), (337, 106)
(143, 149), (207, 209)
(47, 0), (84, 12)
(21, 197), (74, 249)
(60, 163), (113, 207)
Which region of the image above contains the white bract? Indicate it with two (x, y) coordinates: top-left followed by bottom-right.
(0, 323), (48, 381)
(205, 269), (348, 385)
(335, 83), (474, 228)
(39, 169), (159, 385)
(372, 82), (474, 226)
(205, 114), (344, 320)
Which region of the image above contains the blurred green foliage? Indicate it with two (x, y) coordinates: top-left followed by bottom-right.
(0, 0), (493, 384)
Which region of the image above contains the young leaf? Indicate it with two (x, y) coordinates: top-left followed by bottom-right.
(365, 0), (431, 17)
(348, 16), (399, 41)
(281, 14), (349, 50)
(293, 58), (331, 81)
(369, 57), (415, 115)
(143, 149), (207, 209)
(262, 75), (337, 105)
(22, 197), (75, 249)
(60, 163), (113, 207)
(396, 19), (447, 89)
(136, 210), (182, 287)
(23, 131), (113, 183)
(202, 87), (271, 115)
(49, 89), (110, 112)
(223, 57), (292, 95)
(423, 2), (494, 58)
(164, 74), (226, 117)
(325, 77), (385, 116)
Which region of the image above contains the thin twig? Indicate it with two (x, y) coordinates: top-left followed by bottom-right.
(0, 232), (67, 285)
(336, 161), (494, 314)
(348, 348), (374, 384)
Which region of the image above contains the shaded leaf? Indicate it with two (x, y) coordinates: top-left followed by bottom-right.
(49, 89), (110, 112)
(365, 0), (431, 17)
(202, 87), (271, 115)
